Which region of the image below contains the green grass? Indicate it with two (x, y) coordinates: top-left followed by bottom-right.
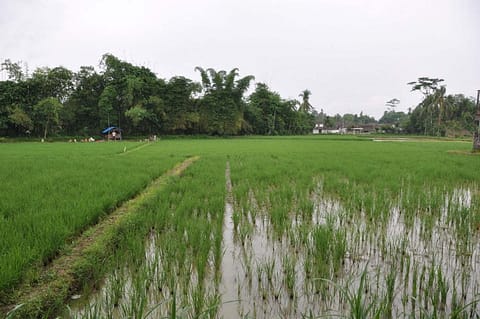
(0, 141), (186, 297)
(2, 136), (480, 318)
(65, 154), (227, 318)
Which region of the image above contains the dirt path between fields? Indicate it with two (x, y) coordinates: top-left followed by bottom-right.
(2, 156), (199, 319)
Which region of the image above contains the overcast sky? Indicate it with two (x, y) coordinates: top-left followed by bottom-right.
(1, 0), (479, 119)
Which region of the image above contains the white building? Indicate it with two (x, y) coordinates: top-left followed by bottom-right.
(312, 123), (323, 134)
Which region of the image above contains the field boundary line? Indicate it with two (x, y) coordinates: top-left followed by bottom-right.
(447, 149), (480, 156)
(1, 156), (199, 318)
(117, 141), (152, 155)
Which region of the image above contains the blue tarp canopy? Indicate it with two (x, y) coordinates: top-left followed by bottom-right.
(101, 126), (121, 134)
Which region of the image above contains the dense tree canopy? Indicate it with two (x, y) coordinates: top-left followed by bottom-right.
(405, 93), (476, 136)
(195, 67), (255, 135)
(0, 58), (476, 138)
(0, 55), (316, 137)
(404, 78), (476, 136)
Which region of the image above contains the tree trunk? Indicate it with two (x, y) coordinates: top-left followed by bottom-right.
(473, 132), (480, 151)
(43, 119), (49, 140)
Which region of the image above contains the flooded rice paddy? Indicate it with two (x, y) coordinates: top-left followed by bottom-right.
(68, 160), (480, 319)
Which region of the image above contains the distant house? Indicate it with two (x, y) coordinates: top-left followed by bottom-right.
(313, 123), (348, 134)
(347, 124), (378, 134)
(312, 123), (323, 134)
(361, 124), (378, 133)
(351, 127), (364, 134)
(102, 126), (122, 141)
(314, 123), (381, 135)
(323, 128), (347, 134)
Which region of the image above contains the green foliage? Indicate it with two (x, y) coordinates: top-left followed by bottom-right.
(195, 67), (254, 135)
(0, 55), (321, 137)
(62, 66), (105, 135)
(406, 93), (476, 136)
(1, 57), (476, 138)
(125, 104), (149, 127)
(247, 83), (314, 135)
(1, 59), (25, 82)
(408, 77), (445, 96)
(97, 85), (117, 126)
(247, 83), (287, 134)
(162, 76), (199, 134)
(33, 97), (63, 139)
(320, 112), (376, 130)
(405, 78), (476, 137)
(31, 66), (74, 102)
(379, 110), (408, 125)
(298, 89), (313, 113)
(7, 105), (33, 132)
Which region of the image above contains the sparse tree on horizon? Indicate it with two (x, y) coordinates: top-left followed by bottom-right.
(298, 89), (313, 113)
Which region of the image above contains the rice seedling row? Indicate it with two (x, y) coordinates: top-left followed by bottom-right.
(3, 136), (480, 318)
(0, 141), (187, 300)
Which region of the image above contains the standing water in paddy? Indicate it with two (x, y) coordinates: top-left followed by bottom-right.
(68, 169), (480, 318)
(8, 139), (474, 318)
(218, 161), (240, 318)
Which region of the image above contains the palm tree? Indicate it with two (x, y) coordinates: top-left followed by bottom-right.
(194, 67), (211, 93)
(298, 89), (313, 113)
(194, 67), (254, 97)
(408, 77), (450, 135)
(433, 86), (447, 125)
(407, 77), (444, 97)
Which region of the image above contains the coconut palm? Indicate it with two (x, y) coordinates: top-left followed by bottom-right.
(408, 77), (451, 135)
(298, 89), (313, 113)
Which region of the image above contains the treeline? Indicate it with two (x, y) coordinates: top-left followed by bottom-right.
(315, 78), (477, 137)
(1, 56), (476, 138)
(403, 78), (477, 136)
(0, 54), (315, 138)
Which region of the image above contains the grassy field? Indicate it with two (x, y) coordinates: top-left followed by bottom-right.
(0, 142), (190, 297)
(1, 136), (480, 318)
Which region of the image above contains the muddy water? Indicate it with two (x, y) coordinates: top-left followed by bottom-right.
(339, 187), (480, 316)
(216, 185), (480, 317)
(216, 181), (346, 318)
(218, 162), (239, 317)
(67, 171), (480, 318)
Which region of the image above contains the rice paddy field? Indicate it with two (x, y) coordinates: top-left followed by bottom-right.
(1, 136), (480, 318)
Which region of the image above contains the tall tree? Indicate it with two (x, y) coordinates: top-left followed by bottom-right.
(247, 83), (282, 135)
(1, 59), (25, 82)
(33, 97), (63, 139)
(405, 92), (475, 136)
(162, 76), (200, 134)
(125, 96), (166, 134)
(99, 54), (161, 133)
(7, 105), (33, 135)
(62, 66), (105, 135)
(98, 85), (118, 128)
(408, 77), (449, 135)
(298, 89), (313, 113)
(195, 67), (254, 135)
(407, 77), (444, 96)
(30, 67), (74, 102)
(385, 98), (400, 111)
